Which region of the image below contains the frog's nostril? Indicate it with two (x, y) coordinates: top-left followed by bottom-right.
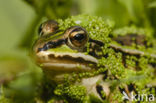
(96, 85), (106, 100)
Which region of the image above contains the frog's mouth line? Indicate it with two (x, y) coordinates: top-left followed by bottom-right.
(36, 51), (98, 72)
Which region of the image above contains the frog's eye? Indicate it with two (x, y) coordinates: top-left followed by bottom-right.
(65, 26), (88, 49)
(38, 20), (59, 37)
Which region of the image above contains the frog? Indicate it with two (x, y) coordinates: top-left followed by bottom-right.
(32, 15), (156, 103)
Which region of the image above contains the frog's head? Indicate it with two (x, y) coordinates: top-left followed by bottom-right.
(33, 20), (104, 76)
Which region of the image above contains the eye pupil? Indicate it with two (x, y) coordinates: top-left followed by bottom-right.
(65, 26), (88, 48)
(73, 34), (84, 40)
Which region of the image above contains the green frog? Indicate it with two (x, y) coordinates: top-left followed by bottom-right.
(32, 15), (156, 102)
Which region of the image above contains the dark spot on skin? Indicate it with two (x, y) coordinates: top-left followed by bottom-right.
(122, 53), (127, 68)
(103, 53), (108, 58)
(96, 85), (106, 100)
(136, 61), (141, 71)
(103, 70), (108, 80)
(88, 41), (104, 59)
(89, 38), (104, 46)
(150, 63), (156, 68)
(119, 87), (125, 93)
(128, 83), (135, 92)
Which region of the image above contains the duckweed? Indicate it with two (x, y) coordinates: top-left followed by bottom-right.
(45, 15), (156, 102)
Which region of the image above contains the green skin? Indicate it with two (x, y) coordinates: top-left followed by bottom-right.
(33, 15), (156, 103)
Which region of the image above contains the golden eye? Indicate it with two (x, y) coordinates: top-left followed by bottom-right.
(64, 26), (88, 49)
(38, 20), (59, 36)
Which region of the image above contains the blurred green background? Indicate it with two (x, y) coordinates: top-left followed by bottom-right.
(0, 0), (35, 53)
(0, 0), (156, 102)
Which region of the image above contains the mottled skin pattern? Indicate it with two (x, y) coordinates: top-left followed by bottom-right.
(33, 19), (156, 103)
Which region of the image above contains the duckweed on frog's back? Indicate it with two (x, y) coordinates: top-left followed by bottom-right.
(32, 15), (156, 103)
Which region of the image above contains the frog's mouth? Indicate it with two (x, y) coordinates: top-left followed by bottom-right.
(36, 51), (98, 72)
